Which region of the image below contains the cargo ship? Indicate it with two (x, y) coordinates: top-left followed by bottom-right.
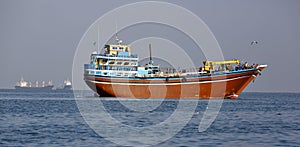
(15, 77), (54, 90)
(84, 38), (267, 99)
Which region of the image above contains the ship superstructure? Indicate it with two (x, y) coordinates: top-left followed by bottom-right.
(56, 79), (72, 90)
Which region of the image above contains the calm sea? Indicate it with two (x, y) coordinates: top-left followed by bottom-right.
(0, 89), (299, 146)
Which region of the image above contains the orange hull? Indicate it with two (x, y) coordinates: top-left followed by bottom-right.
(84, 66), (266, 98)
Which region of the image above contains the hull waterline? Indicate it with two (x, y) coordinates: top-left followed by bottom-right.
(84, 66), (266, 98)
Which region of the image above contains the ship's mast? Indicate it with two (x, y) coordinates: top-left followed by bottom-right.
(115, 23), (122, 45)
(149, 44), (153, 64)
(97, 24), (100, 53)
(115, 23), (119, 44)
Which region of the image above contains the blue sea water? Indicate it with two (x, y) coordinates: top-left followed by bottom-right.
(0, 89), (299, 146)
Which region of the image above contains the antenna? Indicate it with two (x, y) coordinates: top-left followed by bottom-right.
(149, 43), (153, 64)
(115, 23), (119, 44)
(93, 41), (96, 51)
(115, 23), (122, 45)
(97, 24), (100, 53)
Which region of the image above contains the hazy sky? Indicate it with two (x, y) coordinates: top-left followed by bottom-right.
(1, 0), (300, 92)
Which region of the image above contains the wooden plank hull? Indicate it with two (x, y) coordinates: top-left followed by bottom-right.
(84, 66), (266, 98)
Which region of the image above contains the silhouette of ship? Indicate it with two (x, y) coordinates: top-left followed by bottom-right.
(56, 79), (72, 90)
(15, 77), (54, 90)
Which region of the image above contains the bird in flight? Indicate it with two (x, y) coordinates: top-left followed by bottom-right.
(251, 41), (258, 45)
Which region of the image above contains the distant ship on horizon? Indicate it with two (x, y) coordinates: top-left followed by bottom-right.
(15, 77), (72, 91)
(56, 79), (72, 90)
(15, 77), (54, 90)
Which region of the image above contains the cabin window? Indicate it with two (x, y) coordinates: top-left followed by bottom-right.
(124, 62), (129, 65)
(116, 62), (122, 65)
(102, 59), (108, 64)
(109, 61), (115, 65)
(112, 47), (118, 50)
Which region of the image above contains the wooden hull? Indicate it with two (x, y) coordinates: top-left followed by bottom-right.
(84, 66), (266, 98)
